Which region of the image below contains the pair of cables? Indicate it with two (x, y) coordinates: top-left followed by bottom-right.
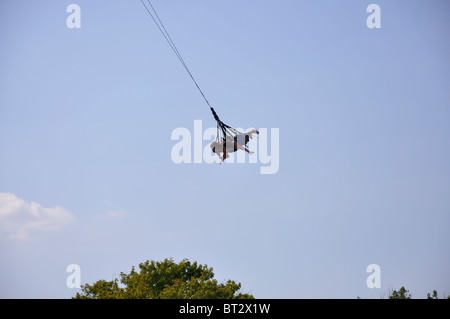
(139, 0), (241, 142)
(140, 0), (211, 108)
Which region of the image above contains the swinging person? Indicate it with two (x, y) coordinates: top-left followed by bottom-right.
(210, 130), (258, 164)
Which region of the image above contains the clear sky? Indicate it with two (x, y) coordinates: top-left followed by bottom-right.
(0, 0), (449, 298)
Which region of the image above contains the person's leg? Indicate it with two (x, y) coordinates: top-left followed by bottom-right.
(220, 150), (229, 164)
(236, 144), (254, 155)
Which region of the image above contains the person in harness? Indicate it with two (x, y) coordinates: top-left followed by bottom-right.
(210, 129), (259, 164)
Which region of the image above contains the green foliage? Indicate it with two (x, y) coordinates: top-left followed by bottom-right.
(389, 286), (412, 299)
(386, 287), (450, 299)
(427, 290), (439, 300)
(427, 290), (450, 299)
(73, 258), (253, 299)
(365, 286), (450, 299)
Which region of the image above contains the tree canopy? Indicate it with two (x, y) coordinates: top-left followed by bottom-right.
(383, 286), (449, 299)
(388, 286), (412, 299)
(73, 258), (253, 299)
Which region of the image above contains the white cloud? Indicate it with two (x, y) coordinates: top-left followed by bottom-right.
(101, 200), (128, 218)
(104, 209), (128, 218)
(0, 192), (75, 240)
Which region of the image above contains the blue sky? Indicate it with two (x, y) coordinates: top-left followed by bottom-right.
(0, 0), (449, 298)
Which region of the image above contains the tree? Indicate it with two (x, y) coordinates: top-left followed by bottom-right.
(389, 286), (412, 299)
(387, 287), (450, 299)
(427, 290), (439, 300)
(73, 258), (253, 299)
(427, 290), (450, 299)
(373, 287), (450, 299)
